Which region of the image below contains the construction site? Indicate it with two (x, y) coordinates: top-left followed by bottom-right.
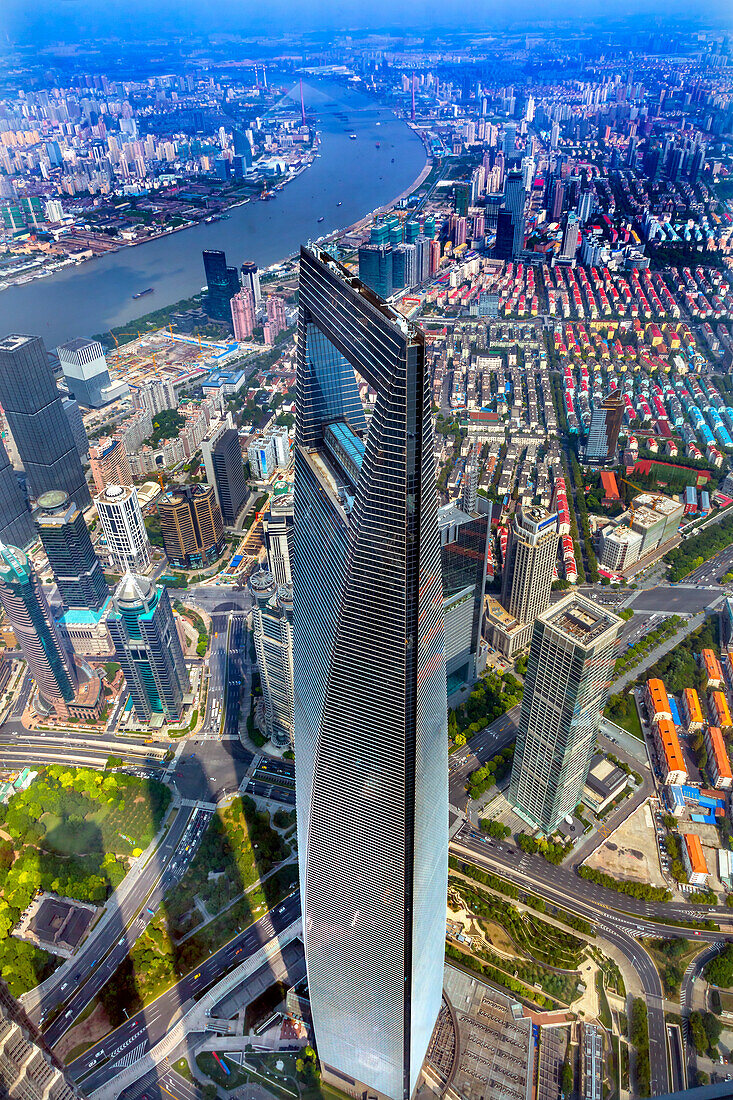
(104, 327), (257, 396)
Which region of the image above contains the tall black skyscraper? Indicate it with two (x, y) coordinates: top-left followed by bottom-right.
(202, 250), (241, 321)
(0, 437), (34, 549)
(34, 490), (108, 611)
(503, 169), (526, 258)
(0, 335), (90, 507)
(201, 424), (247, 525)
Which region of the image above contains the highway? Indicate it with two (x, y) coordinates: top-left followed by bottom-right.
(119, 1064), (205, 1100)
(69, 892), (302, 1093)
(38, 806), (214, 1045)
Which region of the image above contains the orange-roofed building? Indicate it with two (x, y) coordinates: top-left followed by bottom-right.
(645, 678), (671, 725)
(681, 687), (704, 732)
(710, 690), (733, 731)
(701, 648), (723, 689)
(600, 471), (620, 503)
(682, 833), (709, 885)
(704, 726), (732, 789)
(653, 717), (687, 784)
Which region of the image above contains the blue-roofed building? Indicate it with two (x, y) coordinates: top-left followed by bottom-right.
(202, 368), (248, 396)
(669, 697), (682, 726)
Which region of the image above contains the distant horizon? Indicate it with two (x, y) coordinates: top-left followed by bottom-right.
(1, 0), (731, 48)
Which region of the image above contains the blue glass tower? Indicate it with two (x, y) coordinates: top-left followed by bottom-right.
(294, 246), (447, 1100)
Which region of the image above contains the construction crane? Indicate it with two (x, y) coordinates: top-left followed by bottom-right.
(619, 476), (665, 527)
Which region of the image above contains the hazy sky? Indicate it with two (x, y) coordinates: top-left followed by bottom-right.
(0, 0), (730, 45)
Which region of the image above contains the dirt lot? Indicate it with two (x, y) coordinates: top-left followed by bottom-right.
(585, 800), (666, 886)
(53, 1001), (113, 1063)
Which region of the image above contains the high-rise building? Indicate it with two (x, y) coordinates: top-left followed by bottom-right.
(231, 288), (256, 340)
(0, 438), (34, 549)
(131, 379), (178, 416)
(508, 594), (622, 832)
(250, 569), (294, 748)
(262, 490), (293, 585)
(95, 484), (151, 574)
(0, 334), (91, 507)
(293, 245), (447, 1100)
(454, 181), (470, 217)
(201, 421), (247, 525)
(266, 294), (287, 338)
(585, 393), (624, 464)
(158, 484), (224, 568)
(56, 337), (128, 408)
(358, 243), (393, 298)
(561, 213), (580, 260)
(503, 169), (525, 258)
(439, 502), (489, 700)
(89, 437), (132, 493)
(108, 574), (189, 723)
(486, 506), (558, 658)
(203, 250), (240, 320)
(0, 977), (85, 1098)
(35, 490), (107, 611)
(241, 261), (262, 309)
(0, 542), (78, 715)
(62, 396), (89, 460)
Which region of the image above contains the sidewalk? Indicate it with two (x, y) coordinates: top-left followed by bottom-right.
(611, 608), (717, 694)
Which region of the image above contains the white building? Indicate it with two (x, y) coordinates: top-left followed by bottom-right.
(95, 484), (151, 574)
(598, 524), (643, 572)
(132, 379), (178, 416)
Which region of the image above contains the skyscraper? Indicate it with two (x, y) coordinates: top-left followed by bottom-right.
(486, 506), (558, 658)
(561, 213), (580, 260)
(0, 438), (35, 549)
(231, 288), (256, 340)
(95, 484), (151, 574)
(0, 542), (78, 716)
(0, 334), (91, 507)
(0, 978), (85, 1098)
(203, 250), (241, 321)
(585, 393), (624, 464)
(262, 490), (293, 585)
(503, 169), (525, 258)
(358, 243), (394, 298)
(158, 484), (223, 568)
(56, 337), (128, 408)
(250, 569), (294, 748)
(108, 574), (189, 722)
(241, 260), (262, 309)
(294, 245), (447, 1100)
(34, 490), (108, 611)
(508, 594), (622, 832)
(201, 422), (247, 525)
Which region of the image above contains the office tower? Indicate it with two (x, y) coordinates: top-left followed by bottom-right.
(250, 569), (294, 748)
(577, 189), (595, 224)
(0, 977), (85, 1098)
(508, 594), (622, 832)
(494, 209), (516, 261)
(423, 214), (436, 239)
(241, 260), (261, 308)
(585, 393), (624, 464)
(521, 154), (535, 191)
(503, 169), (525, 258)
(108, 574), (189, 722)
(404, 219), (420, 244)
(487, 506), (558, 658)
(429, 239), (441, 275)
(158, 484), (224, 568)
(454, 182), (469, 217)
(262, 490), (293, 585)
(57, 337), (127, 407)
(439, 502), (489, 699)
(35, 490), (107, 611)
(231, 287), (256, 340)
(550, 177), (565, 221)
(0, 334), (91, 507)
(358, 243), (393, 298)
(202, 422), (247, 525)
(561, 213), (580, 260)
(89, 437), (132, 493)
(203, 250), (241, 320)
(550, 119), (560, 149)
(0, 438), (34, 549)
(293, 245), (447, 1100)
(62, 397), (89, 459)
(415, 235), (431, 282)
(95, 484), (151, 573)
(688, 143), (705, 183)
(503, 122), (517, 158)
(392, 244), (416, 290)
(0, 542), (78, 716)
(132, 379), (178, 416)
(233, 129), (253, 164)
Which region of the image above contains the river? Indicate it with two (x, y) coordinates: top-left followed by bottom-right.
(0, 81), (427, 348)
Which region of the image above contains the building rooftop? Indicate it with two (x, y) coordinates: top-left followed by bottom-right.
(542, 593), (621, 647)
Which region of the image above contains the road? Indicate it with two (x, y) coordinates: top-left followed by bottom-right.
(681, 942), (725, 1085)
(119, 1064), (205, 1100)
(685, 543), (733, 585)
(40, 805), (214, 1045)
(69, 892), (302, 1093)
(203, 613), (229, 736)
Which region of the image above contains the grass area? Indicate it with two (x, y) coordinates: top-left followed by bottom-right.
(196, 1051), (299, 1097)
(173, 1058), (194, 1083)
(197, 1051), (248, 1090)
(604, 692), (644, 740)
(596, 971), (612, 1029)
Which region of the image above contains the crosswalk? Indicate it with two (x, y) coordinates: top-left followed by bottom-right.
(112, 1040), (148, 1069)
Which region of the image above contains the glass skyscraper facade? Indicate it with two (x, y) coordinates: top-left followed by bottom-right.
(438, 502), (489, 698)
(293, 245), (447, 1100)
(34, 490), (108, 611)
(0, 438), (34, 549)
(0, 334), (90, 507)
(508, 593), (622, 833)
(202, 250), (241, 320)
